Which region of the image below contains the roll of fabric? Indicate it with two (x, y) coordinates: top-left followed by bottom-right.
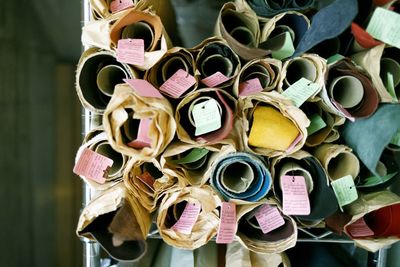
(226, 241), (291, 267)
(313, 144), (360, 181)
(157, 185), (221, 249)
(76, 48), (138, 114)
(144, 47), (198, 98)
(271, 150), (339, 223)
(236, 200), (297, 254)
(77, 183), (150, 262)
(194, 37), (241, 88)
(241, 0), (315, 18)
(239, 91), (309, 157)
(279, 53), (326, 94)
(321, 58), (379, 119)
(175, 88), (238, 147)
(215, 2), (270, 61)
(108, 8), (172, 70)
(75, 129), (128, 190)
(343, 190), (400, 252)
(103, 83), (176, 160)
(160, 142), (236, 186)
(233, 57), (282, 97)
(210, 152), (271, 201)
(123, 157), (180, 212)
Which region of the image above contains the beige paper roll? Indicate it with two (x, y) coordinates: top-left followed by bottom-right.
(121, 21), (154, 51)
(201, 54), (234, 77)
(96, 64), (129, 97)
(329, 75), (365, 109)
(285, 58), (317, 85)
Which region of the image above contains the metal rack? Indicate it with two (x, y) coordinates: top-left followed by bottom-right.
(79, 0), (388, 266)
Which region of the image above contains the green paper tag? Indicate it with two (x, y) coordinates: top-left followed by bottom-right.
(331, 175), (358, 209)
(366, 7), (400, 49)
(386, 72), (398, 101)
(192, 99), (222, 136)
(169, 148), (209, 165)
(307, 114), (327, 135)
(359, 172), (398, 187)
(271, 32), (295, 60)
(282, 78), (321, 107)
(391, 129), (400, 146)
(327, 54), (344, 65)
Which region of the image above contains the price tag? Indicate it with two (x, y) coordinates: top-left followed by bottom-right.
(110, 0), (134, 13)
(124, 78), (163, 98)
(201, 71), (230, 87)
(347, 217), (374, 237)
(160, 69), (196, 98)
(281, 175), (311, 215)
(73, 148), (113, 184)
(127, 118), (152, 149)
(366, 7), (400, 49)
(239, 78), (263, 96)
(216, 202), (237, 244)
(331, 175), (358, 210)
(192, 99), (222, 136)
(255, 204), (285, 234)
(282, 78), (321, 107)
(171, 202), (201, 234)
(116, 39), (145, 66)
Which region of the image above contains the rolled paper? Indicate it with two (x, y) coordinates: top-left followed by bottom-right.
(233, 57), (282, 97)
(244, 0), (315, 18)
(271, 150), (339, 222)
(324, 58), (379, 118)
(94, 141), (125, 178)
(341, 104), (400, 177)
(284, 58), (317, 86)
(313, 144), (360, 181)
(240, 91), (309, 157)
(96, 64), (129, 97)
(215, 2), (270, 61)
(344, 190), (400, 252)
(380, 58), (400, 88)
(157, 185), (221, 249)
(235, 201), (297, 254)
(103, 83), (176, 160)
(248, 106), (300, 151)
(328, 75), (364, 109)
(76, 48), (137, 113)
(176, 88), (238, 147)
(77, 183), (150, 261)
(210, 152), (271, 201)
(121, 21), (154, 51)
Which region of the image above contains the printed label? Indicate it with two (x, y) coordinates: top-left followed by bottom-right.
(171, 202), (201, 234)
(239, 78), (263, 96)
(117, 39), (145, 66)
(124, 78), (163, 98)
(331, 175), (358, 209)
(160, 69), (196, 98)
(110, 0), (134, 13)
(73, 148), (113, 184)
(255, 204), (285, 234)
(282, 78), (321, 107)
(201, 71), (230, 88)
(216, 202), (237, 244)
(281, 175), (311, 215)
(192, 99), (222, 136)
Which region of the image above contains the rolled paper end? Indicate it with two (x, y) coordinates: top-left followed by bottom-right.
(248, 106), (300, 151)
(201, 54), (234, 78)
(329, 76), (364, 109)
(94, 141), (125, 178)
(229, 26), (256, 47)
(121, 21), (154, 52)
(285, 58), (317, 86)
(381, 58), (400, 87)
(279, 162), (314, 193)
(221, 161), (255, 194)
(327, 152), (360, 180)
(161, 57), (191, 84)
(96, 64), (129, 97)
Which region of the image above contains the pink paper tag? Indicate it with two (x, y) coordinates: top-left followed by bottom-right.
(160, 69), (196, 98)
(136, 171), (155, 192)
(281, 175), (311, 215)
(347, 217), (374, 237)
(171, 202), (201, 234)
(73, 148), (113, 184)
(110, 0), (134, 13)
(216, 202), (237, 244)
(286, 134), (303, 153)
(332, 100), (356, 122)
(117, 39), (145, 66)
(239, 78), (263, 96)
(127, 118), (152, 149)
(124, 79), (163, 98)
(201, 71), (230, 88)
(255, 204), (285, 234)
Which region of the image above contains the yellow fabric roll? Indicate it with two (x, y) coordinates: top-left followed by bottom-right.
(248, 106), (299, 151)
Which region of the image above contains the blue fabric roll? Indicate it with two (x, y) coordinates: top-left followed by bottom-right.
(210, 152), (272, 201)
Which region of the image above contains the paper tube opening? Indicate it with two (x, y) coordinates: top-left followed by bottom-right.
(327, 152), (360, 180)
(96, 64), (128, 97)
(381, 58), (400, 87)
(221, 161), (255, 193)
(142, 162), (163, 179)
(161, 56), (190, 82)
(285, 58), (317, 85)
(122, 112), (139, 142)
(230, 26), (256, 47)
(279, 162), (314, 193)
(329, 76), (364, 109)
(121, 21), (154, 52)
(201, 54), (234, 77)
(95, 142), (124, 178)
(242, 64), (271, 88)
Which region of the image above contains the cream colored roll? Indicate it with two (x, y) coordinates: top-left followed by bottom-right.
(96, 64), (129, 97)
(329, 76), (364, 109)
